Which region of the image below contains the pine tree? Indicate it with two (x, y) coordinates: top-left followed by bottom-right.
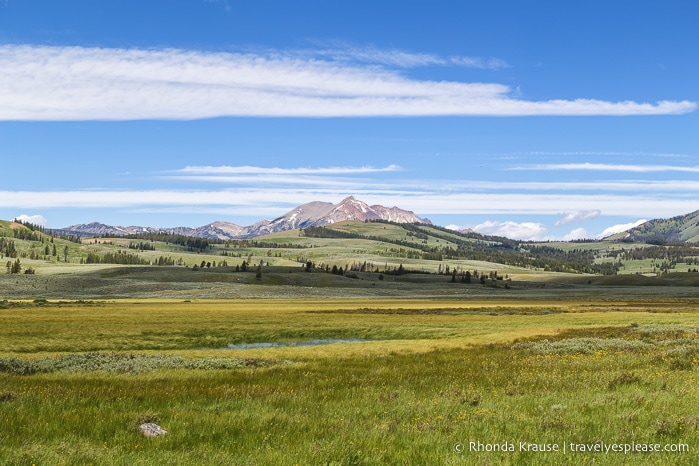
(10, 258), (21, 274)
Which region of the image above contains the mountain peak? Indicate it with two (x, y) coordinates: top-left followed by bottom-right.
(62, 197), (429, 239)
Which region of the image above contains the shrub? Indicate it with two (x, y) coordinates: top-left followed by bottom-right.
(513, 337), (651, 355)
(0, 353), (268, 375)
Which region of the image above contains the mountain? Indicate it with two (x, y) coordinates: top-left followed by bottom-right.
(245, 196), (430, 237)
(62, 196), (431, 239)
(611, 209), (699, 244)
(61, 221), (248, 239)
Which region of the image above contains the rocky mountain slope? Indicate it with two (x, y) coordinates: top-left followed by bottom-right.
(62, 196), (430, 239)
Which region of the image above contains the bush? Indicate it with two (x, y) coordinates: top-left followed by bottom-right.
(0, 353), (268, 375)
(513, 337), (651, 355)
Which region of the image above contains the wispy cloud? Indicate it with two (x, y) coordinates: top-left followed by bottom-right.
(2, 190), (695, 220)
(302, 42), (509, 69)
(165, 165), (404, 188)
(173, 165), (402, 175)
(448, 55), (509, 70)
(555, 210), (601, 226)
(2, 164), (698, 226)
(506, 151), (690, 159)
(512, 163), (699, 173)
(169, 165), (699, 193)
(0, 44), (694, 120)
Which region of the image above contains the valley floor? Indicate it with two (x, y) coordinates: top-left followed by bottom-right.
(0, 298), (698, 464)
(3, 265), (699, 301)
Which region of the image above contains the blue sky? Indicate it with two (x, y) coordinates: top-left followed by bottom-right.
(1, 0), (698, 240)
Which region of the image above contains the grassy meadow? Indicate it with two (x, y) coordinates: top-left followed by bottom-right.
(1, 299), (698, 465)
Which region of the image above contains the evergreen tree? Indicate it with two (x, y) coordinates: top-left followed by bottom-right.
(10, 258), (21, 274)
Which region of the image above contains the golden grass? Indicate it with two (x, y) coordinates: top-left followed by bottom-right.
(1, 298), (698, 359)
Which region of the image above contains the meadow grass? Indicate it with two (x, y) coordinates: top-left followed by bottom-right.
(0, 299), (698, 464)
(1, 299), (698, 355)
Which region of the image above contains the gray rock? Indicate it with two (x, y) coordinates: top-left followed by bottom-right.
(140, 422), (167, 437)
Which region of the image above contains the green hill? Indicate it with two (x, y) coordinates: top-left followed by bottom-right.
(608, 209), (699, 244)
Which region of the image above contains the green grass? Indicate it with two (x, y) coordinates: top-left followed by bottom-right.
(0, 299), (698, 464)
(1, 298), (698, 355)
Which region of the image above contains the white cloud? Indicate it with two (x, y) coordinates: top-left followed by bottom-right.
(508, 151), (690, 159)
(0, 190), (696, 221)
(449, 56), (509, 70)
(555, 210), (601, 226)
(597, 219), (648, 239)
(471, 220), (547, 241)
(561, 228), (592, 241)
(513, 163), (699, 173)
(166, 164), (405, 188)
(280, 41), (509, 69)
(173, 165), (402, 175)
(168, 165), (699, 194)
(13, 214), (49, 227)
(0, 45), (694, 120)
(421, 179), (699, 193)
(306, 45), (450, 68)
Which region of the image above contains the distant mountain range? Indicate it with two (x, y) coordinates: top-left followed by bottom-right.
(60, 196), (431, 239)
(53, 201), (699, 244)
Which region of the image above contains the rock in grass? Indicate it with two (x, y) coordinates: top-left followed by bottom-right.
(140, 423), (167, 438)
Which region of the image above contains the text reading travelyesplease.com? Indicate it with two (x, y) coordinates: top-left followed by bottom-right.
(454, 441), (689, 455)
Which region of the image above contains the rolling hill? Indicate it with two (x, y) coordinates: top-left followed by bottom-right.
(4, 206), (699, 286)
(4, 214), (699, 300)
(608, 209), (699, 244)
